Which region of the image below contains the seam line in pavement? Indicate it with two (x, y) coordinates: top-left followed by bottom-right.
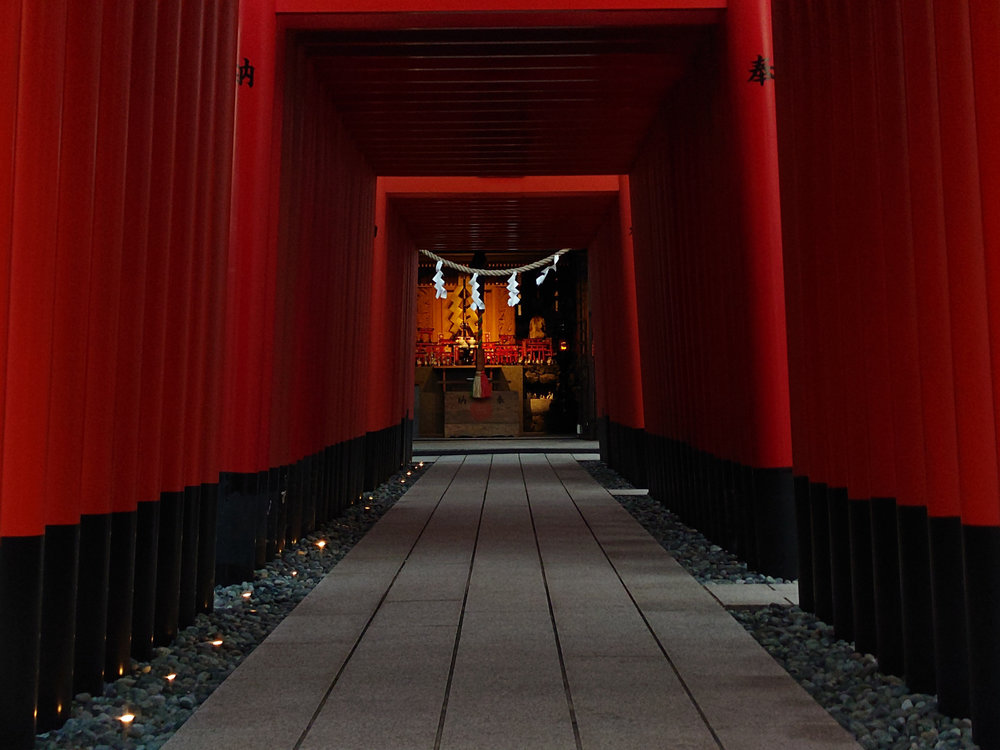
(434, 455), (492, 750)
(545, 454), (727, 750)
(520, 454), (585, 750)
(292, 458), (464, 750)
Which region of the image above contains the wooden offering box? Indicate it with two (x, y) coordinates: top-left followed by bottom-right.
(444, 391), (520, 437)
(415, 366), (523, 437)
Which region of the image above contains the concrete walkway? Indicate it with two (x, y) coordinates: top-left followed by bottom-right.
(163, 454), (858, 750)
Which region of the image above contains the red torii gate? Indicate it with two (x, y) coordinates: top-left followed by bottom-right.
(7, 1), (1000, 749)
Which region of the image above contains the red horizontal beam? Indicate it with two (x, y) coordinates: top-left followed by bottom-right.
(277, 10), (724, 31)
(278, 0), (724, 13)
(381, 175), (619, 193)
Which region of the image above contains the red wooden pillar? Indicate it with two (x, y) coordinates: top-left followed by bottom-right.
(809, 0), (854, 644)
(839, 0), (877, 659)
(154, 0), (207, 648)
(397, 213), (417, 462)
(0, 1), (67, 744)
(772, 0), (814, 611)
(217, 0), (278, 584)
(106, 2), (158, 681)
(0, 0), (19, 494)
(879, 0), (950, 696)
(76, 0), (135, 694)
(791, 0), (834, 627)
(725, 0), (795, 578)
(178, 0), (220, 628)
(368, 182), (390, 482)
(615, 176), (646, 485)
(130, 0), (183, 661)
(198, 0), (239, 605)
(969, 6), (1000, 730)
(223, 0), (277, 476)
(938, 0), (1000, 742)
(36, 0), (103, 730)
(970, 3), (1000, 734)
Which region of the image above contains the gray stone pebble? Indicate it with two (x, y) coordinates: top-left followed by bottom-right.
(34, 462), (428, 749)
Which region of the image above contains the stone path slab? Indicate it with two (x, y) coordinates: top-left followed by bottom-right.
(163, 454), (856, 750)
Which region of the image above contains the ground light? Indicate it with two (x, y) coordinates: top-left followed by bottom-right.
(119, 712), (134, 741)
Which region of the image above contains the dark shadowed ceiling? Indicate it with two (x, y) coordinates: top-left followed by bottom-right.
(390, 191), (619, 264)
(283, 12), (720, 253)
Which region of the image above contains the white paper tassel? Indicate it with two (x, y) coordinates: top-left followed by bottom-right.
(535, 253), (560, 286)
(470, 273), (485, 311)
(433, 260), (447, 299)
(506, 272), (520, 306)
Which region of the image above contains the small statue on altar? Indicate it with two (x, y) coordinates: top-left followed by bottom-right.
(529, 315), (546, 339)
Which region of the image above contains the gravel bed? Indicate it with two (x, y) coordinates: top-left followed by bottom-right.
(582, 460), (978, 750)
(35, 462), (428, 750)
(733, 606), (976, 750)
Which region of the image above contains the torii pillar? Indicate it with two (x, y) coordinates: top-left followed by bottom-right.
(726, 0), (796, 578)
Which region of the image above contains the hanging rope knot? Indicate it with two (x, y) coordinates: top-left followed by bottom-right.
(419, 247), (573, 310)
(419, 247), (575, 278)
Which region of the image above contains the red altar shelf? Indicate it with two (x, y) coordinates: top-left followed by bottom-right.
(415, 337), (552, 366)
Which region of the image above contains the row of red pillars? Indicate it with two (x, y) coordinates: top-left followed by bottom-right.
(0, 1), (415, 746)
(774, 0), (1000, 745)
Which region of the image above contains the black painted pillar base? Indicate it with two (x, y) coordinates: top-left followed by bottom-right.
(870, 496), (904, 676)
(810, 482), (833, 623)
(364, 430), (380, 493)
(928, 515), (969, 718)
(794, 476), (814, 612)
(277, 467), (289, 549)
(737, 463), (758, 570)
(286, 464), (303, 546)
(847, 497), (876, 656)
(318, 448), (332, 526)
(719, 459), (737, 561)
(265, 467), (284, 560)
(216, 472), (265, 586)
(333, 443), (347, 517)
(897, 504), (935, 694)
(131, 501), (161, 660)
(964, 525), (1000, 747)
(105, 510), (137, 679)
(0, 535), (44, 749)
(751, 466), (797, 579)
(349, 435), (365, 504)
(254, 470), (270, 568)
(196, 484), (217, 614)
(301, 457), (316, 536)
(178, 485), (201, 629)
(154, 491), (184, 646)
(827, 487), (853, 641)
(75, 513), (112, 694)
(403, 417), (413, 464)
(37, 524), (81, 732)
(668, 439), (684, 513)
(630, 427), (648, 490)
